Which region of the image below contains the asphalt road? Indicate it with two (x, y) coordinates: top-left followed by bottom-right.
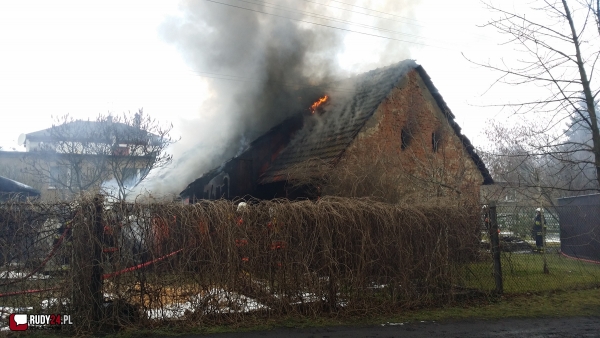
(166, 316), (600, 338)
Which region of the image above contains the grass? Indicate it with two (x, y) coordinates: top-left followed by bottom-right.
(95, 287), (600, 337)
(6, 249), (600, 337)
(8, 288), (600, 338)
(460, 250), (600, 293)
(11, 286), (600, 338)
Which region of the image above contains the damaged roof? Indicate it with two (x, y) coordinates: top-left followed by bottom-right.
(259, 60), (493, 185)
(260, 60), (416, 184)
(181, 60), (493, 198)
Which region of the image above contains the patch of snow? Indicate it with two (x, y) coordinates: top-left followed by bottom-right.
(41, 298), (69, 309)
(218, 297), (267, 313)
(0, 306), (34, 319)
(285, 292), (346, 307)
(103, 292), (117, 299)
(147, 302), (193, 320)
(288, 292), (322, 305)
(367, 284), (387, 289)
(382, 322), (404, 326)
(146, 288), (269, 320)
(0, 271), (49, 280)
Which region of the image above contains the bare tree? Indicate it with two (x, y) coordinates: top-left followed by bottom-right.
(100, 110), (175, 200)
(22, 109), (175, 201)
(587, 0), (600, 34)
(469, 0), (600, 192)
(480, 121), (593, 206)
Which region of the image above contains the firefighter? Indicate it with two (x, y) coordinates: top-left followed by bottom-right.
(53, 218), (73, 270)
(532, 208), (546, 252)
(482, 205), (491, 230)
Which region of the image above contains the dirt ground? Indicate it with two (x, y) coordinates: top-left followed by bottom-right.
(161, 316), (600, 338)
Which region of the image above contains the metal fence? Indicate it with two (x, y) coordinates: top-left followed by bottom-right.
(470, 202), (600, 295)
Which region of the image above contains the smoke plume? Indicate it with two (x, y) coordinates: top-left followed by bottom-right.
(135, 0), (420, 199)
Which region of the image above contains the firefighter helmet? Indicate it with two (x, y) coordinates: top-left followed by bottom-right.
(237, 202), (248, 212)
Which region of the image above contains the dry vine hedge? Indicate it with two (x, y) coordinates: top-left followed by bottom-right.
(0, 196), (481, 332)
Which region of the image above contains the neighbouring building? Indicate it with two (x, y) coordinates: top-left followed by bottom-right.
(557, 194), (600, 262)
(180, 60), (494, 203)
(0, 118), (157, 201)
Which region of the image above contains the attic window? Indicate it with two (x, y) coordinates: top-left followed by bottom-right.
(401, 128), (411, 150)
(432, 132), (440, 152)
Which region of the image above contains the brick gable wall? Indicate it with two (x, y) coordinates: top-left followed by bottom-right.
(339, 69), (482, 203)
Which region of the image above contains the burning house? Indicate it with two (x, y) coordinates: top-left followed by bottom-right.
(180, 60), (493, 203)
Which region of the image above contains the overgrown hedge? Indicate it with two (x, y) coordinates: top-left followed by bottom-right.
(0, 196), (481, 333)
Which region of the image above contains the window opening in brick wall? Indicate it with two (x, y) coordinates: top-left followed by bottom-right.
(401, 128), (411, 150)
(432, 132), (440, 152)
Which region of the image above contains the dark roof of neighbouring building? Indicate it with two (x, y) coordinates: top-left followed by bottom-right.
(0, 176), (40, 197)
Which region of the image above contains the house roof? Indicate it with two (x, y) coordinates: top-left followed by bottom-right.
(259, 60), (418, 184)
(24, 120), (151, 144)
(0, 176), (40, 198)
(258, 60), (493, 185)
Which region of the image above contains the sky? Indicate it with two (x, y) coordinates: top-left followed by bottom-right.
(0, 0), (552, 195)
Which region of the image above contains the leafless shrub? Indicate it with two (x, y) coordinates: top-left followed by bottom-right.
(0, 195), (480, 333)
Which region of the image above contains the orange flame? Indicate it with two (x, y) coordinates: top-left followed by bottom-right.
(310, 95), (328, 113)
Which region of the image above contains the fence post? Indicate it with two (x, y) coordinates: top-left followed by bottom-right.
(489, 202), (503, 294)
(71, 195), (106, 330)
(91, 195), (105, 325)
(541, 207), (549, 274)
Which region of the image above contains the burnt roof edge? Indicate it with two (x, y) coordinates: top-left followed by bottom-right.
(414, 65), (494, 185)
(179, 113), (305, 198)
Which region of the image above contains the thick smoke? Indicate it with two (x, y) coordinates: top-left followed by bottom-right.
(135, 0), (419, 199)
